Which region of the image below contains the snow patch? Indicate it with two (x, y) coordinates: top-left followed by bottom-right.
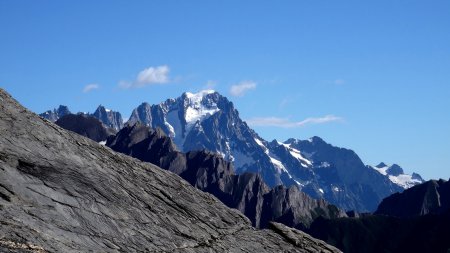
(294, 180), (304, 187)
(184, 90), (220, 131)
(372, 165), (389, 176)
(98, 141), (106, 145)
(166, 109), (184, 149)
(319, 162), (331, 168)
(269, 156), (287, 174)
(389, 174), (422, 189)
(254, 138), (269, 154)
(371, 164), (423, 189)
(280, 143), (312, 167)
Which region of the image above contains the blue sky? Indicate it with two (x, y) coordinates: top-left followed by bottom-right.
(1, 1), (449, 180)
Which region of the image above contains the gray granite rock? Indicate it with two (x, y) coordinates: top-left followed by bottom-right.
(0, 88), (341, 252)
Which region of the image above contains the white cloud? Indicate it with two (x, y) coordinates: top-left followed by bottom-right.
(230, 81), (257, 97)
(119, 65), (170, 89)
(83, 83), (99, 93)
(246, 115), (343, 128)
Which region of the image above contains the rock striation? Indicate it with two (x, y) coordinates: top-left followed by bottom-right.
(0, 88), (341, 252)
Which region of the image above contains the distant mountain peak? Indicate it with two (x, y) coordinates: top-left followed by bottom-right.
(92, 105), (124, 131)
(386, 164), (404, 176)
(302, 136), (326, 145)
(371, 163), (424, 189)
(181, 90), (221, 127)
(376, 162), (388, 168)
(95, 104), (111, 113)
(183, 89), (217, 98)
(39, 105), (71, 122)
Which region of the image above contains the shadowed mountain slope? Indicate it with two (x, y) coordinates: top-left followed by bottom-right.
(375, 179), (450, 218)
(106, 123), (347, 229)
(307, 210), (450, 253)
(306, 179), (450, 253)
(55, 114), (115, 142)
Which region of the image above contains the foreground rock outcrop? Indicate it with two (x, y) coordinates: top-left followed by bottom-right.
(0, 88), (341, 252)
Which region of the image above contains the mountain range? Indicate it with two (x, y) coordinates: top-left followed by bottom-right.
(40, 104), (124, 131)
(41, 90), (424, 212)
(20, 87), (450, 252)
(48, 99), (450, 253)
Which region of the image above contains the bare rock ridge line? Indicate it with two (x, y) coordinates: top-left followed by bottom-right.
(0, 88), (341, 252)
(106, 123), (347, 229)
(55, 114), (115, 142)
(307, 179), (450, 253)
(375, 178), (450, 218)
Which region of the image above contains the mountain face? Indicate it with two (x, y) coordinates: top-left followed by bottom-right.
(39, 105), (71, 121)
(370, 162), (424, 189)
(106, 123), (347, 229)
(127, 90), (420, 212)
(92, 105), (124, 131)
(0, 88), (341, 252)
(128, 90), (296, 187)
(275, 137), (406, 211)
(375, 179), (450, 218)
(55, 114), (115, 142)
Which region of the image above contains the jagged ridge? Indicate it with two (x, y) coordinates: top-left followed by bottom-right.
(106, 123), (347, 229)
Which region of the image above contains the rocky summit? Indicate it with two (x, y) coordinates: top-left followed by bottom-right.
(0, 88), (341, 252)
(126, 90), (423, 212)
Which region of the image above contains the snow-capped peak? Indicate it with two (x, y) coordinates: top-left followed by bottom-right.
(372, 163), (389, 176)
(371, 163), (424, 189)
(183, 90), (220, 127)
(184, 89), (216, 100)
